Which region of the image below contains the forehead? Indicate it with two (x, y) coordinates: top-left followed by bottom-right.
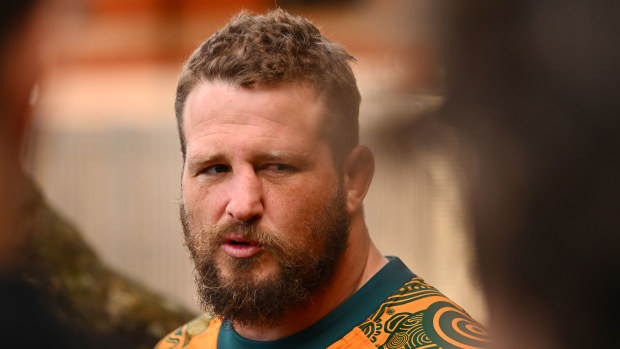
(183, 81), (328, 155)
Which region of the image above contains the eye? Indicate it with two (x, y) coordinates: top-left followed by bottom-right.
(203, 164), (230, 175)
(260, 163), (299, 179)
(264, 163), (295, 172)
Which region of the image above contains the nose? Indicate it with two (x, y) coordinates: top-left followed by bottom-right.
(225, 168), (264, 222)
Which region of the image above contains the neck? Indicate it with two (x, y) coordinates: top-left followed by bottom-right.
(233, 212), (387, 341)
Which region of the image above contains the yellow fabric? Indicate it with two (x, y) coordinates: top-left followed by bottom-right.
(154, 315), (220, 349)
(354, 277), (490, 348)
(327, 328), (378, 349)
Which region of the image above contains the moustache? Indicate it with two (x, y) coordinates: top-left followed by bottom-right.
(213, 221), (272, 245)
(187, 219), (293, 256)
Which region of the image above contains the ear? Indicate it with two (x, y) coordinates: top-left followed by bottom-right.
(342, 146), (375, 215)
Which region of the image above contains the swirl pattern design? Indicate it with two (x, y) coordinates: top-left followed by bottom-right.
(155, 315), (214, 348)
(357, 277), (490, 348)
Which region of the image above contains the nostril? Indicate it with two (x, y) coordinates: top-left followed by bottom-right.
(226, 197), (264, 222)
(225, 177), (264, 222)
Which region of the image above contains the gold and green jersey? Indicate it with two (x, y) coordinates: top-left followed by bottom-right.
(155, 257), (490, 349)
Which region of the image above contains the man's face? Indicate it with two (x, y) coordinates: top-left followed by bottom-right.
(180, 81), (350, 326)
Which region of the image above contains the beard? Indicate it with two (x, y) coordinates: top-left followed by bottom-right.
(180, 186), (350, 328)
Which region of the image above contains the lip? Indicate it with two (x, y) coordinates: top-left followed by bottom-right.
(221, 235), (262, 258)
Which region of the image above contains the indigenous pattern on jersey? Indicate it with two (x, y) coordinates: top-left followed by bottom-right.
(155, 315), (219, 349)
(355, 278), (490, 348)
(154, 257), (490, 349)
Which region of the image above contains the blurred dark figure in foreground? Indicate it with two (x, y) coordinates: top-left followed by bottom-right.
(0, 0), (194, 348)
(439, 1), (620, 348)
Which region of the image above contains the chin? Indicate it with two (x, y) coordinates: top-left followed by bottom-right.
(218, 252), (280, 282)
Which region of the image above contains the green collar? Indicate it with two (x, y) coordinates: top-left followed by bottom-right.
(217, 256), (414, 349)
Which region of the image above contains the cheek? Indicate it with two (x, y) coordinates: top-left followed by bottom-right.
(265, 181), (334, 227)
(182, 181), (221, 224)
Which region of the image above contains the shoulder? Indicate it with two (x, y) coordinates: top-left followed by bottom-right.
(154, 314), (221, 349)
(356, 276), (491, 349)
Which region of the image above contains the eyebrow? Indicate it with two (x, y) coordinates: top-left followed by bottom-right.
(255, 150), (312, 169)
(186, 153), (226, 174)
(255, 150), (294, 162)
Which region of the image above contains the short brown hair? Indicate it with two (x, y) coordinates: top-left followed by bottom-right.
(175, 9), (361, 164)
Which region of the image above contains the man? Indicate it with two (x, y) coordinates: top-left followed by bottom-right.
(157, 9), (488, 349)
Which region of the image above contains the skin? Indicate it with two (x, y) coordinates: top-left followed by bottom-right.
(181, 80), (387, 340)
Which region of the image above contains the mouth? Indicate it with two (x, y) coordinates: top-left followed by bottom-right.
(221, 235), (262, 258)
